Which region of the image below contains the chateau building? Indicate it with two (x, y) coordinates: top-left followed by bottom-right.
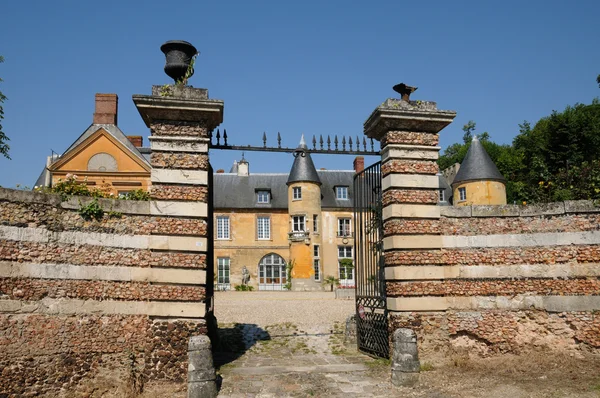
(213, 138), (361, 291)
(34, 93), (505, 291)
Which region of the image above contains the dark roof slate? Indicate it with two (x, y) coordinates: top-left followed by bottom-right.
(286, 137), (321, 186)
(453, 136), (505, 185)
(213, 170), (354, 209)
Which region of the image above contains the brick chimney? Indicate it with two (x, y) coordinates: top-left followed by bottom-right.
(93, 93), (118, 125)
(127, 136), (143, 147)
(216, 169), (225, 173)
(353, 156), (364, 173)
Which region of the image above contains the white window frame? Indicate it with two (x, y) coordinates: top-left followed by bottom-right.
(336, 186), (349, 200)
(338, 246), (354, 287)
(257, 216), (271, 240)
(458, 187), (467, 201)
(216, 216), (230, 240)
(217, 257), (230, 290)
(257, 190), (270, 204)
(292, 215), (306, 232)
(337, 218), (352, 237)
(293, 186), (302, 200)
(313, 214), (318, 233)
(439, 189), (445, 202)
(313, 244), (320, 281)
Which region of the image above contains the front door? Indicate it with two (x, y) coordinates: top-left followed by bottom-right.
(258, 253), (287, 291)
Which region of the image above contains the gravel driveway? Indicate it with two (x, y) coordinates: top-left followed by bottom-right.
(214, 291), (356, 327)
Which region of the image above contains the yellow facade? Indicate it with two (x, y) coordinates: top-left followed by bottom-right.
(213, 183), (356, 291)
(453, 180), (507, 206)
(49, 129), (151, 194)
(215, 209), (289, 288)
(288, 182), (322, 281)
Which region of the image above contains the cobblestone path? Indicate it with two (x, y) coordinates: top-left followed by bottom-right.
(214, 321), (399, 397)
(212, 292), (447, 397)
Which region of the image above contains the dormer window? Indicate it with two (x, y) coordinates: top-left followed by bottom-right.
(336, 186), (349, 200)
(257, 190), (270, 204)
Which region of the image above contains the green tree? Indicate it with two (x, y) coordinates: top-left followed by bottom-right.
(0, 55), (9, 159)
(512, 100), (600, 202)
(597, 74), (600, 88)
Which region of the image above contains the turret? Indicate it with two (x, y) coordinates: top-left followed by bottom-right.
(452, 136), (507, 206)
(287, 135), (323, 291)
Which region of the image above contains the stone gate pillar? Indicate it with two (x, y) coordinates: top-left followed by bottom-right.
(363, 84), (455, 354)
(132, 47), (223, 385)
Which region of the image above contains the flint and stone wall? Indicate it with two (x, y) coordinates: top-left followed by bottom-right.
(0, 189), (210, 393)
(386, 201), (600, 354)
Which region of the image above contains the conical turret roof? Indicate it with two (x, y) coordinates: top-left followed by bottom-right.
(453, 136), (505, 185)
(287, 135), (321, 186)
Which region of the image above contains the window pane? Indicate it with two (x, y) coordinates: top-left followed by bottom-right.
(217, 216), (230, 239)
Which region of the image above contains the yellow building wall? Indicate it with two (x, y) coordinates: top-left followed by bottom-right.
(453, 180), (507, 206)
(288, 182), (322, 280)
(321, 210), (354, 281)
(214, 210), (289, 289)
(50, 130), (150, 194)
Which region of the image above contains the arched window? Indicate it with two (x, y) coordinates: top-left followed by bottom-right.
(258, 253), (287, 291)
(87, 153), (118, 172)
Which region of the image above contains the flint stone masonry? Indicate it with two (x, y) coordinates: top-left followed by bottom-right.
(0, 277), (206, 301)
(389, 310), (600, 353)
(0, 240), (207, 268)
(383, 189), (439, 206)
(386, 278), (600, 297)
(150, 120), (209, 137)
(382, 131), (439, 147)
(0, 185), (210, 395)
(381, 159), (439, 176)
(151, 152), (209, 170)
(152, 185), (209, 202)
(384, 245), (600, 265)
(384, 218), (440, 236)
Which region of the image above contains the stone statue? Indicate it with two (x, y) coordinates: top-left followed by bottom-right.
(241, 266), (250, 285)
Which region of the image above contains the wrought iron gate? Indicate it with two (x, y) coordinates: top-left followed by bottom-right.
(353, 161), (389, 358)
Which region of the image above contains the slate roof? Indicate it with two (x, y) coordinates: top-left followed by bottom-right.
(453, 136), (505, 185)
(213, 170), (354, 209)
(286, 137), (321, 186)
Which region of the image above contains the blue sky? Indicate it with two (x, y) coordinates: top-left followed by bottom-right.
(1, 0), (599, 188)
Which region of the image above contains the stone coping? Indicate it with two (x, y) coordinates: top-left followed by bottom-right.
(441, 200), (600, 218)
(1, 187), (150, 216)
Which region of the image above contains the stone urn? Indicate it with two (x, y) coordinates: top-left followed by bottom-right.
(160, 40), (198, 83)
